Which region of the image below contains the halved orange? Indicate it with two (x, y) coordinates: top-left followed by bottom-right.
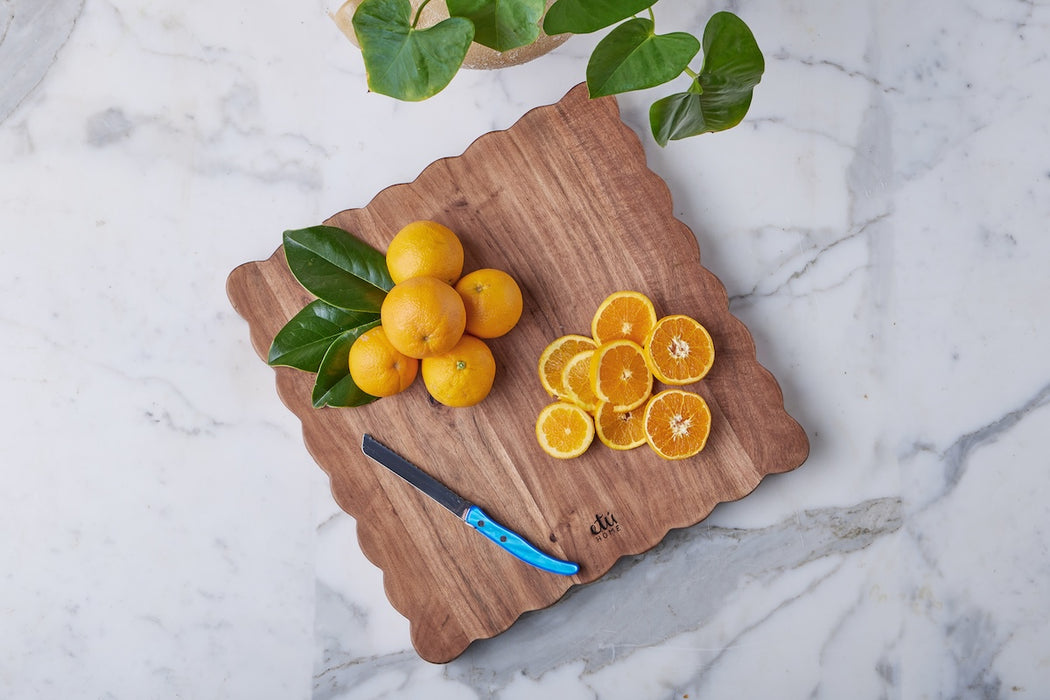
(589, 340), (653, 412)
(591, 291), (657, 346)
(536, 402), (595, 459)
(645, 315), (714, 385)
(560, 349), (598, 413)
(643, 389), (712, 460)
(594, 400), (647, 450)
(538, 334), (597, 398)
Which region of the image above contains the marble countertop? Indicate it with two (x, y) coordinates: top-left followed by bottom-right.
(3, 0), (1049, 697)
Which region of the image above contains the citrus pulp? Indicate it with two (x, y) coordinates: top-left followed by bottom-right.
(643, 389), (711, 459)
(645, 315), (714, 385)
(591, 291), (657, 346)
(535, 402), (594, 459)
(589, 339), (653, 412)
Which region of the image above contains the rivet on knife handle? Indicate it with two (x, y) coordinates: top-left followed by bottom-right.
(463, 506), (579, 576)
(361, 434), (579, 577)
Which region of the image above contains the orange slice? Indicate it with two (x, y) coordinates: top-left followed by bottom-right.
(535, 402), (595, 459)
(645, 315), (714, 385)
(594, 400), (647, 450)
(538, 334), (597, 398)
(643, 389), (712, 460)
(560, 349), (599, 413)
(589, 340), (653, 412)
(591, 291), (657, 346)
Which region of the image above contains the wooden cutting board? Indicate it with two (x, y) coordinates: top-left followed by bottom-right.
(227, 83), (809, 663)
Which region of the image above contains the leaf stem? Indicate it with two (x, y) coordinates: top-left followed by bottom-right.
(684, 66), (702, 95)
(412, 0), (432, 28)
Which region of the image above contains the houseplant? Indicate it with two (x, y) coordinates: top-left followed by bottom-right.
(333, 0), (765, 145)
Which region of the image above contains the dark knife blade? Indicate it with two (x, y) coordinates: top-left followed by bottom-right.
(361, 433), (471, 518)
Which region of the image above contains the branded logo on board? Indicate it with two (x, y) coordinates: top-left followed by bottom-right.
(590, 511), (621, 542)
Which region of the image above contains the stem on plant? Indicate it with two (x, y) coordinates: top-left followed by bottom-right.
(412, 0), (432, 28)
(684, 66), (702, 94)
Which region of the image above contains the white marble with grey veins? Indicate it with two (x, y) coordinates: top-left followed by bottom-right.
(2, 0), (1048, 698)
(0, 0), (84, 122)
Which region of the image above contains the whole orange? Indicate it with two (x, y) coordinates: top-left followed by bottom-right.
(380, 276), (466, 359)
(421, 334), (496, 407)
(454, 268), (523, 339)
(385, 220), (464, 286)
(348, 326), (418, 397)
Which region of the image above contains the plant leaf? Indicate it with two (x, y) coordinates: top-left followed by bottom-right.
(268, 300), (379, 372)
(353, 0), (474, 101)
(586, 18), (700, 98)
(447, 0), (544, 52)
(283, 226), (393, 313)
(649, 88), (706, 146)
(543, 0), (655, 35)
(648, 12), (764, 145)
(311, 321), (382, 408)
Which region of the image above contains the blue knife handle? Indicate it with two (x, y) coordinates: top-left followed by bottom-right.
(464, 506), (579, 576)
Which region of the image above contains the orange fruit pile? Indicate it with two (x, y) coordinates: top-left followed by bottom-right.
(535, 290), (715, 460)
(348, 220), (522, 407)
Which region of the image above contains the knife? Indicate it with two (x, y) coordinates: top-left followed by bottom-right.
(361, 434), (579, 576)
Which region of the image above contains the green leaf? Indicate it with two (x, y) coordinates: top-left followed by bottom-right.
(447, 0), (544, 52)
(283, 226), (393, 313)
(268, 300), (380, 372)
(586, 18), (700, 98)
(353, 0), (474, 101)
(311, 321), (382, 408)
(649, 88), (706, 146)
(649, 12), (764, 145)
(543, 0), (655, 35)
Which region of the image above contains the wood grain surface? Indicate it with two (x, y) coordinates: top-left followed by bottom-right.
(226, 84), (809, 663)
